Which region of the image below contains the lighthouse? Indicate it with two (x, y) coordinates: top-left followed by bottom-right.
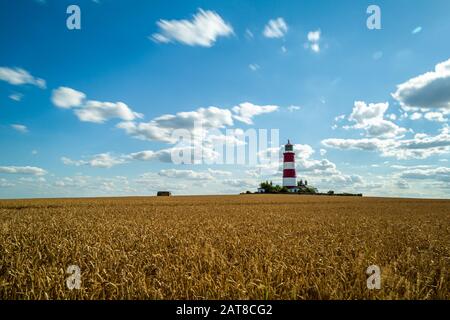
(282, 140), (297, 191)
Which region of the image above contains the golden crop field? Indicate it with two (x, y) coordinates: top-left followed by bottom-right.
(0, 195), (449, 300)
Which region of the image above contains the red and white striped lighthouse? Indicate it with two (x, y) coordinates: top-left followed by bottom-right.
(282, 140), (297, 189)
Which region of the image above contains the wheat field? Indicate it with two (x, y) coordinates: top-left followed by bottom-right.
(0, 195), (449, 300)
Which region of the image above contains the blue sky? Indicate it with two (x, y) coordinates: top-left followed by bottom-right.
(0, 0), (449, 198)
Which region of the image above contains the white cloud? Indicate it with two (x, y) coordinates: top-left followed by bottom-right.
(151, 33), (170, 43)
(322, 126), (450, 159)
(347, 101), (406, 138)
(117, 121), (175, 143)
(151, 9), (233, 47)
(155, 107), (233, 130)
(395, 127), (450, 157)
(61, 158), (89, 167)
(207, 168), (232, 177)
(11, 124), (28, 133)
(65, 145), (223, 169)
(387, 113), (397, 121)
(222, 179), (255, 189)
(128, 149), (172, 162)
(395, 180), (410, 189)
(0, 178), (14, 188)
(74, 100), (143, 123)
(392, 58), (450, 111)
(54, 176), (82, 188)
(424, 112), (447, 122)
(52, 175), (137, 195)
(294, 144), (315, 160)
(412, 26), (422, 34)
(52, 87), (142, 123)
(249, 64), (260, 71)
(326, 174), (363, 186)
(158, 169), (213, 180)
(390, 164), (435, 170)
(410, 112), (423, 120)
(52, 87), (86, 108)
(18, 177), (46, 183)
(118, 106), (233, 143)
(61, 153), (126, 168)
(349, 101), (387, 123)
(232, 102), (278, 125)
(263, 18), (288, 38)
(305, 29), (321, 53)
(322, 138), (389, 151)
(307, 30), (321, 42)
(400, 111), (409, 119)
(0, 166), (47, 176)
(128, 144), (220, 164)
(287, 105), (301, 112)
(88, 154), (126, 168)
(297, 158), (337, 174)
(118, 103), (278, 142)
(134, 173), (187, 191)
(9, 93), (23, 101)
(400, 167), (450, 182)
(245, 169), (261, 178)
(0, 67), (46, 89)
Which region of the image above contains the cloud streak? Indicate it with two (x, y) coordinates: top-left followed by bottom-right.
(322, 125), (450, 160)
(0, 166), (47, 176)
(0, 67), (46, 89)
(263, 18), (288, 38)
(11, 124), (28, 133)
(305, 30), (321, 53)
(151, 9), (233, 47)
(51, 87), (142, 123)
(61, 153), (127, 168)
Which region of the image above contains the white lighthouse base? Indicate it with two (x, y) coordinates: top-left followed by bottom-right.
(282, 177), (297, 188)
